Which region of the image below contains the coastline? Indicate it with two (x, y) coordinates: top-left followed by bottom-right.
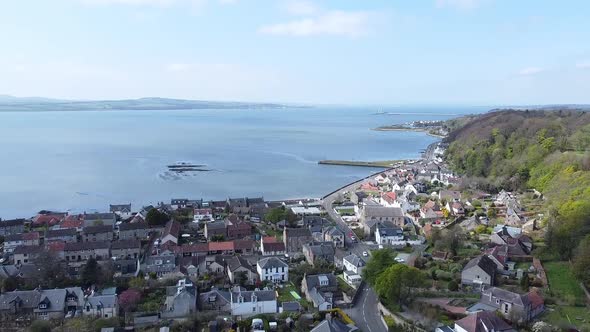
(372, 127), (446, 138)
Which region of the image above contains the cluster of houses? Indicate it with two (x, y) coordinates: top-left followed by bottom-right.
(0, 195), (361, 327)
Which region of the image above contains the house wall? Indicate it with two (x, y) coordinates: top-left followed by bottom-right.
(119, 229), (149, 240)
(111, 248), (140, 259)
(461, 266), (492, 286)
(83, 232), (113, 242)
(257, 265), (288, 283)
(231, 300), (277, 316)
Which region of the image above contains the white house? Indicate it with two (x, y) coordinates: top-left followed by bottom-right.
(193, 208), (213, 223)
(375, 224), (404, 245)
(342, 254), (365, 275)
(256, 257), (289, 283)
(230, 290), (277, 317)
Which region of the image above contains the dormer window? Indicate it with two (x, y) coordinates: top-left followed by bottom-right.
(38, 303), (47, 309)
(252, 294), (257, 303)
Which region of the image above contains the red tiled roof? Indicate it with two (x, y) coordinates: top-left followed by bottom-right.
(208, 241), (234, 251)
(33, 214), (63, 226)
(47, 241), (66, 252)
(262, 236), (280, 243)
(22, 232), (40, 240)
(382, 192), (397, 204)
(527, 290), (544, 309)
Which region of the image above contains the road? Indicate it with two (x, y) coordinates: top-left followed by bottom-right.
(345, 284), (385, 332)
(322, 173), (386, 332)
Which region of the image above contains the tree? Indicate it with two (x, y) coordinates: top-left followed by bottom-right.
(362, 249), (396, 285)
(374, 264), (426, 307)
(573, 234), (590, 285)
(520, 273), (530, 291)
(28, 251), (70, 289)
(81, 257), (101, 287)
(235, 271), (248, 287)
(29, 320), (52, 332)
(119, 288), (142, 313)
(3, 276), (20, 291)
(448, 280), (459, 291)
(145, 208), (170, 227)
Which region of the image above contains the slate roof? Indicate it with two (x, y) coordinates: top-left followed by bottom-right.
(64, 241), (110, 251)
(363, 206), (403, 218)
(86, 294), (118, 309)
(257, 257), (288, 270)
(311, 317), (356, 332)
(231, 290), (276, 303)
(343, 254), (365, 268)
(285, 227), (312, 238)
(0, 290), (41, 311)
(85, 213), (116, 221)
(305, 273), (338, 289)
(464, 255), (497, 277)
(281, 301), (301, 312)
(0, 219), (25, 227)
(111, 240), (141, 250)
(227, 256), (255, 272)
(119, 222), (149, 231)
(46, 228), (77, 238)
(83, 225), (113, 234)
(13, 245), (44, 255)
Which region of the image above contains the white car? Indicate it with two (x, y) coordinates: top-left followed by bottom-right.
(362, 251), (369, 257)
(394, 257), (405, 263)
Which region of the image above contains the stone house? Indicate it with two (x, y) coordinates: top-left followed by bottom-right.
(0, 219), (25, 237)
(4, 232), (40, 253)
(45, 228), (78, 243)
(204, 221), (226, 240)
(472, 287), (545, 323)
(118, 222), (150, 240)
(302, 274), (339, 311)
(227, 256), (257, 285)
(302, 242), (335, 266)
(64, 241), (111, 262)
(260, 236), (285, 256)
(162, 278), (197, 318)
(110, 240), (141, 260)
(323, 226), (345, 248)
(82, 225), (114, 242)
(83, 213), (117, 227)
(461, 255), (497, 288)
(283, 228), (313, 254)
(13, 245), (44, 265)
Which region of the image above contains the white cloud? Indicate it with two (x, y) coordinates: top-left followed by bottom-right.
(285, 0), (319, 15)
(518, 67), (544, 76)
(576, 60), (590, 69)
(259, 10), (372, 38)
(435, 0), (488, 10)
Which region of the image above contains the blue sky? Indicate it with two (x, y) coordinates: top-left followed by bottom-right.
(1, 0), (589, 105)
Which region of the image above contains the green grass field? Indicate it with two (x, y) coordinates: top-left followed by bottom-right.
(542, 305), (590, 331)
(544, 261), (586, 305)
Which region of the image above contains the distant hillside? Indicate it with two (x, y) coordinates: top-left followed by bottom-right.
(444, 109), (590, 262)
(0, 96), (294, 111)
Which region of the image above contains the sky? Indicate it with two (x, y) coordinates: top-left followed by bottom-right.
(1, 0), (589, 105)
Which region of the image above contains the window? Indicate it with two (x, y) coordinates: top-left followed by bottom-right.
(496, 299), (500, 304)
(86, 306), (90, 312)
(252, 307), (256, 312)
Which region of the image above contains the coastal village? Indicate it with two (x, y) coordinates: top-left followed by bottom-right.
(0, 142), (587, 332)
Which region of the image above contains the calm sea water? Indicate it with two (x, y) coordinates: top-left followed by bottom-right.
(0, 106), (486, 218)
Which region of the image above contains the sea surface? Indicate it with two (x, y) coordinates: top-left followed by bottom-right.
(0, 106), (486, 218)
